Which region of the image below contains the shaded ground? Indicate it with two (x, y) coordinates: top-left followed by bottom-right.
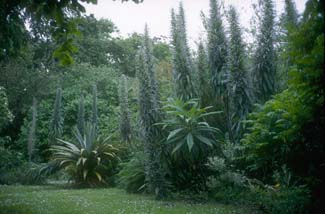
(0, 185), (256, 214)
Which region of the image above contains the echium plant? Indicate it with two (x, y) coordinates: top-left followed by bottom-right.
(226, 6), (252, 142)
(170, 3), (195, 101)
(207, 0), (227, 97)
(91, 84), (98, 135)
(50, 88), (64, 142)
(252, 0), (276, 103)
(77, 94), (85, 137)
(28, 97), (37, 163)
(119, 74), (132, 143)
(136, 25), (166, 199)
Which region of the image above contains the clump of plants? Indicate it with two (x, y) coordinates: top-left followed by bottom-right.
(49, 124), (121, 187)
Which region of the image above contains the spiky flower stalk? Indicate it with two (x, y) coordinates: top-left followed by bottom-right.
(253, 0), (276, 103)
(136, 26), (166, 199)
(170, 3), (195, 101)
(143, 24), (159, 109)
(119, 74), (132, 143)
(283, 0), (299, 29)
(227, 6), (252, 142)
(91, 84), (98, 136)
(207, 0), (227, 97)
(28, 97), (37, 163)
(50, 88), (63, 142)
(196, 41), (211, 107)
(77, 94), (85, 137)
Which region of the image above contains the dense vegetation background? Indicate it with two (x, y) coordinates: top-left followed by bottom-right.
(0, 0), (324, 213)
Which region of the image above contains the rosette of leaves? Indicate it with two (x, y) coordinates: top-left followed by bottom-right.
(50, 124), (120, 187)
(159, 98), (221, 160)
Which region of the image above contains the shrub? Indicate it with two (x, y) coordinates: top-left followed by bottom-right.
(49, 124), (120, 187)
(117, 151), (146, 193)
(158, 98), (221, 191)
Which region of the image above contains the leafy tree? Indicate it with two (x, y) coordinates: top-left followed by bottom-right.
(242, 0), (324, 210)
(170, 4), (195, 101)
(74, 15), (116, 66)
(136, 28), (166, 198)
(49, 88), (64, 142)
(0, 0), (142, 65)
(252, 0), (276, 103)
(119, 75), (132, 143)
(27, 97), (37, 163)
(206, 0), (227, 97)
(226, 6), (251, 142)
(77, 94), (85, 136)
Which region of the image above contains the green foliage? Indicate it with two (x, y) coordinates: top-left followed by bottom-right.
(241, 89), (310, 180)
(0, 87), (12, 131)
(160, 98), (220, 158)
(118, 151), (146, 193)
(0, 146), (24, 184)
(50, 124), (120, 187)
(159, 98), (221, 191)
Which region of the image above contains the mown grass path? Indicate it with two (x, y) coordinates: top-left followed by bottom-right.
(0, 185), (255, 214)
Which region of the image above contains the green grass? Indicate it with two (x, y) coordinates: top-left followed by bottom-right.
(0, 185), (256, 214)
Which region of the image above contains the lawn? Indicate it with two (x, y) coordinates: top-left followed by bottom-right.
(0, 185), (257, 214)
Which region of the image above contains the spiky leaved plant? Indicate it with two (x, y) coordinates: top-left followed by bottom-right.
(50, 123), (120, 187)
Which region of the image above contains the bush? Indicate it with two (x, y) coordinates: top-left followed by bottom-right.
(49, 124), (121, 187)
(117, 151), (146, 193)
(158, 98), (221, 191)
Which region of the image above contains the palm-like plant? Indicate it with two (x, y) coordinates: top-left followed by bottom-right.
(159, 98), (221, 159)
(50, 124), (120, 187)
